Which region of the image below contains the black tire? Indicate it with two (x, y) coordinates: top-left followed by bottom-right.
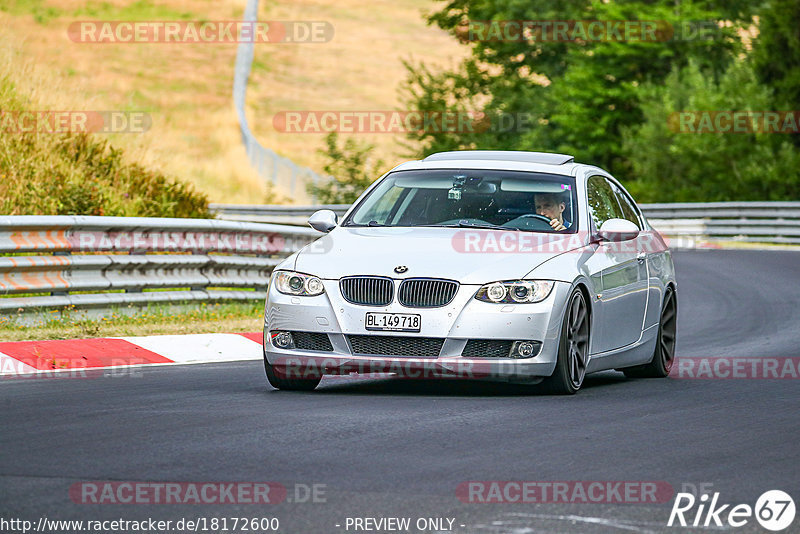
(623, 287), (677, 379)
(540, 288), (590, 395)
(263, 335), (321, 391)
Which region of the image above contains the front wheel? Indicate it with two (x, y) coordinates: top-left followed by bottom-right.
(264, 356), (321, 391)
(540, 288), (590, 395)
(263, 337), (321, 391)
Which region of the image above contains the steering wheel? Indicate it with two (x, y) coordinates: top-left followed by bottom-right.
(502, 213), (556, 231)
(518, 214), (553, 223)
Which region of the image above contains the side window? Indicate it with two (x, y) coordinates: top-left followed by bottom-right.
(586, 175), (623, 230)
(609, 182), (642, 229)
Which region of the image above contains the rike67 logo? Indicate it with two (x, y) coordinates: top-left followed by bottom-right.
(668, 490), (795, 531)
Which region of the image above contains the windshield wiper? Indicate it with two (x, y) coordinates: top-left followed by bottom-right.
(421, 221), (519, 231)
(341, 220), (389, 227)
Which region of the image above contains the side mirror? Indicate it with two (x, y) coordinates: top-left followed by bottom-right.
(308, 209), (338, 233)
(597, 218), (639, 242)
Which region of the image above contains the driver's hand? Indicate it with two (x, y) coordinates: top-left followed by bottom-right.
(549, 218), (566, 231)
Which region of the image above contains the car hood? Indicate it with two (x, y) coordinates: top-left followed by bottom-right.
(294, 227), (585, 284)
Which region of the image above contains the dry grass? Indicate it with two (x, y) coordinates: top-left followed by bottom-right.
(1, 0), (468, 204)
(249, 0), (468, 183)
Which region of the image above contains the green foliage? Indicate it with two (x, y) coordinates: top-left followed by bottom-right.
(401, 0), (800, 201)
(306, 132), (385, 204)
(0, 0), (61, 23)
(73, 0), (195, 21)
(621, 60), (800, 202)
(540, 0), (753, 169)
(752, 0), (800, 115)
(400, 59), (542, 156)
(0, 0), (195, 22)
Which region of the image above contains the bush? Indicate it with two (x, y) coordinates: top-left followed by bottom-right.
(0, 74), (210, 217)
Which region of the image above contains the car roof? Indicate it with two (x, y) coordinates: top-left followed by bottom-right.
(424, 150), (574, 165)
(389, 150), (590, 177)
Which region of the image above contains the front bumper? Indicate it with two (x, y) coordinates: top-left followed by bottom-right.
(263, 279), (571, 381)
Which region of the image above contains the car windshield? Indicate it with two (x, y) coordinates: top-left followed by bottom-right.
(344, 169), (578, 233)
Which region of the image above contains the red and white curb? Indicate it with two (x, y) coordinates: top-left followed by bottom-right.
(0, 332), (263, 378)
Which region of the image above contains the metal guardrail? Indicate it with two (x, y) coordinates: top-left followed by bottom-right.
(642, 202), (800, 244)
(211, 204), (350, 225)
(212, 202), (800, 244)
(233, 0), (328, 197)
(0, 216), (318, 313)
(5, 202), (796, 313)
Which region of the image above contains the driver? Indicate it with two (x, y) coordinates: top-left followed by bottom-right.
(535, 193), (569, 231)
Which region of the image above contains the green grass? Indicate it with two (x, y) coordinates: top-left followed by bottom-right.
(0, 0), (61, 23)
(73, 0), (196, 21)
(0, 0), (196, 23)
(0, 301), (263, 341)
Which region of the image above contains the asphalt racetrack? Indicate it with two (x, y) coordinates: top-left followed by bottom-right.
(2, 250), (799, 533)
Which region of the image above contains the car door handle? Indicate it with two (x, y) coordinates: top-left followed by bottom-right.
(637, 252), (646, 263)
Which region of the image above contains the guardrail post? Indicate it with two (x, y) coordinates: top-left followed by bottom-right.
(51, 250), (71, 297)
(190, 248), (206, 292)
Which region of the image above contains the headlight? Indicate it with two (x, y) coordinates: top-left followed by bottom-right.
(475, 280), (554, 304)
(274, 271), (325, 296)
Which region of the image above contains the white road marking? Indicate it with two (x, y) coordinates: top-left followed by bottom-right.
(119, 333), (262, 363)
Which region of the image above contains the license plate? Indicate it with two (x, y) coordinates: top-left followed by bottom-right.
(365, 312), (421, 332)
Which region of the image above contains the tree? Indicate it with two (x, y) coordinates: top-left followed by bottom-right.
(751, 0), (800, 145)
(621, 60), (800, 202)
(403, 0), (755, 172)
(306, 132), (385, 204)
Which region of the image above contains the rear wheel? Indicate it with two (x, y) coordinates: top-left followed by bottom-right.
(623, 287), (677, 378)
(540, 288), (590, 395)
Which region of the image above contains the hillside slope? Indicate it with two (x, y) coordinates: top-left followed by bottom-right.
(0, 0), (467, 204)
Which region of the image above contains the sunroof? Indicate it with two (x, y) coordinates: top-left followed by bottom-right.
(423, 150), (575, 166)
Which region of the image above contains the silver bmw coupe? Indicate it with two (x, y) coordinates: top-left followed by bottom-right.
(262, 150), (677, 394)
